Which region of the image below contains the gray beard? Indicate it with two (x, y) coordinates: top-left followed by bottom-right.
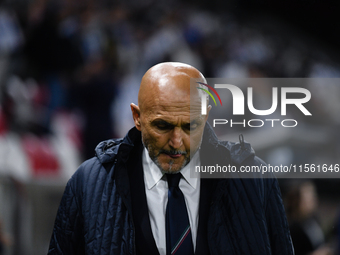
(153, 156), (189, 175)
(142, 135), (203, 175)
(142, 141), (189, 174)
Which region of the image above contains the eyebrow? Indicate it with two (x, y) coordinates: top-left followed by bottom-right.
(152, 119), (174, 126)
(151, 118), (203, 127)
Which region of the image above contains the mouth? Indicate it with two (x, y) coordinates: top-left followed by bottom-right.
(160, 150), (186, 159)
(165, 153), (182, 159)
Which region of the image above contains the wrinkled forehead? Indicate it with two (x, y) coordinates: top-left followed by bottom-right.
(143, 73), (202, 112)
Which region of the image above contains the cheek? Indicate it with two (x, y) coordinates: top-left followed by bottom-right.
(182, 134), (191, 150)
(142, 127), (167, 148)
(190, 128), (204, 147)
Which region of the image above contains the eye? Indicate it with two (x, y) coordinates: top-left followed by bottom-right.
(190, 123), (198, 130)
(183, 123), (198, 131)
(153, 121), (173, 130)
(157, 124), (171, 130)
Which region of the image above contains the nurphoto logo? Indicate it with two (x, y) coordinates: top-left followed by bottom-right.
(197, 82), (312, 128)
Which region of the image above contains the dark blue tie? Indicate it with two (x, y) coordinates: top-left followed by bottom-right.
(166, 173), (194, 255)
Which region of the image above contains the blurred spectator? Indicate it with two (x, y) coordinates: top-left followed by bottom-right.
(69, 57), (117, 160)
(285, 181), (333, 255)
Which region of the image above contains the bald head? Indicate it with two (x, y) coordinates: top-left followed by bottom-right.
(130, 62), (210, 173)
(138, 62), (206, 112)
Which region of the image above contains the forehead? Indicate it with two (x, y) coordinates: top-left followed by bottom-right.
(143, 83), (202, 119)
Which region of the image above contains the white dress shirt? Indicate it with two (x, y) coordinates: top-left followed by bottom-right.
(142, 148), (200, 255)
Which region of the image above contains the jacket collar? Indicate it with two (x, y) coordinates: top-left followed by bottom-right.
(95, 127), (141, 164)
(201, 122), (255, 166)
(95, 122), (255, 166)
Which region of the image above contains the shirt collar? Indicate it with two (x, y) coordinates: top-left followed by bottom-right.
(142, 147), (200, 190)
(180, 151), (199, 189)
(142, 147), (164, 190)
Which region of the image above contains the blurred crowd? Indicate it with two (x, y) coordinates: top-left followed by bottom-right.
(1, 0), (340, 160)
(0, 0), (340, 254)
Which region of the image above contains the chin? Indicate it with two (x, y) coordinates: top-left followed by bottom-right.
(157, 160), (187, 174)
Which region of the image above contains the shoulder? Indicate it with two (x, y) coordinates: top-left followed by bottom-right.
(72, 157), (105, 181)
(69, 135), (126, 187)
(214, 138), (278, 205)
(66, 128), (139, 196)
(66, 157), (107, 196)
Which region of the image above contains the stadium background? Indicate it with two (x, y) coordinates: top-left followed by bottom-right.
(0, 0), (339, 254)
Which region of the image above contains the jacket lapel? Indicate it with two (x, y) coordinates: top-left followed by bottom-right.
(195, 123), (230, 255)
(195, 178), (217, 255)
(127, 141), (160, 255)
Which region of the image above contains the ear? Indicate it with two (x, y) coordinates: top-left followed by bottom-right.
(130, 103), (141, 131)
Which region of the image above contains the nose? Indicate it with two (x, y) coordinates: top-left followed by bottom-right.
(168, 127), (183, 149)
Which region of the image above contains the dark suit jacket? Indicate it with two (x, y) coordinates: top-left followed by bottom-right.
(48, 124), (294, 254)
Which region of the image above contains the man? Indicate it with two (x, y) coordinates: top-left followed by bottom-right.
(48, 62), (294, 254)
